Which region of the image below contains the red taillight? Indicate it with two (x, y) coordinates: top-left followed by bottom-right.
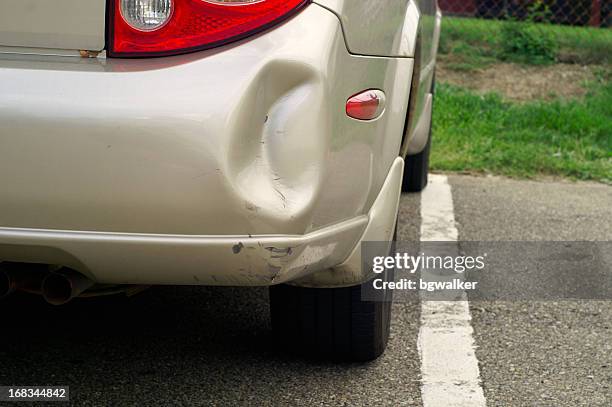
(109, 0), (311, 57)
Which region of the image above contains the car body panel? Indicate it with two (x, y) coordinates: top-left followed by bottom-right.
(313, 0), (420, 57)
(0, 158), (404, 287)
(0, 0), (106, 51)
(404, 0), (442, 156)
(416, 0), (442, 118)
(416, 0), (441, 69)
(0, 2), (440, 288)
(0, 6), (412, 237)
(314, 0), (442, 156)
(296, 157), (404, 287)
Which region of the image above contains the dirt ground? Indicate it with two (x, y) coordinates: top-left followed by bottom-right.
(436, 61), (599, 102)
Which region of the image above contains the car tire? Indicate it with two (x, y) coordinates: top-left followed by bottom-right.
(269, 277), (393, 362)
(402, 75), (436, 193)
(402, 134), (431, 193)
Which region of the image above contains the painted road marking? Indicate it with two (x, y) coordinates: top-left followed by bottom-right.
(418, 174), (486, 406)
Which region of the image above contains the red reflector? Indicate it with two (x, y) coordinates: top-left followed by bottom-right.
(346, 90), (386, 121)
(110, 0), (311, 57)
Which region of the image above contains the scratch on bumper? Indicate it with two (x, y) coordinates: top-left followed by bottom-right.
(0, 215), (367, 286)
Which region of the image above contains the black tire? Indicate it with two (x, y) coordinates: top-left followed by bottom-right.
(402, 134), (431, 192)
(269, 277), (392, 362)
(402, 75), (436, 193)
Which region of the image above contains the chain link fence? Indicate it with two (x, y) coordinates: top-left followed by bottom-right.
(440, 0), (610, 26)
(437, 0), (612, 65)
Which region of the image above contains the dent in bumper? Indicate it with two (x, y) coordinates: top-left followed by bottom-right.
(294, 157), (404, 287)
(0, 5), (413, 237)
(0, 157), (404, 287)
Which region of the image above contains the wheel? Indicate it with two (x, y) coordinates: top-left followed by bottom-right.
(269, 276), (393, 362)
(402, 75), (436, 193)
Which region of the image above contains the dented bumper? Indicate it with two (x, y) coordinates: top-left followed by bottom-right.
(0, 158), (403, 286)
(0, 5), (411, 287)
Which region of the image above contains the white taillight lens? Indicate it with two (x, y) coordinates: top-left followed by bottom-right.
(120, 0), (173, 32)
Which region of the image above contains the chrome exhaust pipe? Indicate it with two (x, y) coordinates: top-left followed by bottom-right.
(42, 268), (94, 306)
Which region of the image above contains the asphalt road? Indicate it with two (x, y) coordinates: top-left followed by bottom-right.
(450, 175), (612, 406)
(0, 175), (610, 406)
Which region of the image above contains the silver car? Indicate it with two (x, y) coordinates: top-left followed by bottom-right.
(0, 0), (441, 361)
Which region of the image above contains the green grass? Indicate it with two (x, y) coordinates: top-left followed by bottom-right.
(431, 79), (612, 183)
(440, 16), (612, 67)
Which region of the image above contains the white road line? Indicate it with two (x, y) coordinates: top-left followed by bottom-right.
(418, 174), (486, 407)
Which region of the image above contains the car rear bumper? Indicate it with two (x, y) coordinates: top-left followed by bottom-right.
(0, 4), (412, 287)
(0, 158), (403, 286)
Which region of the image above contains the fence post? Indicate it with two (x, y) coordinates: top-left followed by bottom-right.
(590, 0), (601, 26)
